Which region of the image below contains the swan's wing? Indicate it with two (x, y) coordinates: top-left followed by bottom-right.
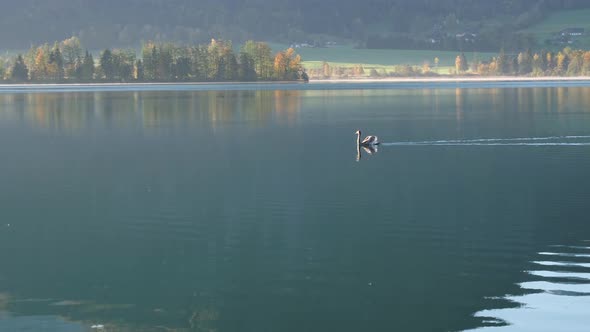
(361, 135), (378, 144)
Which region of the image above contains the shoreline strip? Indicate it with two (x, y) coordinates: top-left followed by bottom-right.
(1, 77), (590, 93)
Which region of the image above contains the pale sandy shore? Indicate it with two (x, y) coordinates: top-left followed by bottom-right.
(0, 76), (590, 92)
(315, 76), (590, 83)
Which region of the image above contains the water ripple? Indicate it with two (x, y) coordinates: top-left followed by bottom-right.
(466, 241), (590, 331)
(381, 135), (590, 147)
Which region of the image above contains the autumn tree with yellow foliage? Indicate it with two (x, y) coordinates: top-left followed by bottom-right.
(273, 47), (302, 80)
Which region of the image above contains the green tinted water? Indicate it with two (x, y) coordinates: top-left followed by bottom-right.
(0, 86), (589, 332)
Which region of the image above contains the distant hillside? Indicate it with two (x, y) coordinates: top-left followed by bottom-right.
(520, 8), (590, 50)
(1, 0), (590, 51)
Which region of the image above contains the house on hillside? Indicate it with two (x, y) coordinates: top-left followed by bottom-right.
(290, 42), (312, 49)
(547, 28), (584, 46)
(428, 25), (444, 44)
(455, 32), (477, 43)
(547, 35), (572, 45)
(559, 28), (584, 36)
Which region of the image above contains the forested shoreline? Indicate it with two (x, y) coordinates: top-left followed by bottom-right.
(1, 37), (308, 83)
(455, 48), (590, 77)
(291, 46), (590, 80)
(2, 36), (590, 83)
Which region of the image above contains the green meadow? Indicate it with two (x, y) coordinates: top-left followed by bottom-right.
(271, 43), (495, 75)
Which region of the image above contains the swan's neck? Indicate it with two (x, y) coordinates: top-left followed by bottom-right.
(356, 132), (361, 145)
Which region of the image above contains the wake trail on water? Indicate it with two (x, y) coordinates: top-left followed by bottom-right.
(380, 135), (590, 147)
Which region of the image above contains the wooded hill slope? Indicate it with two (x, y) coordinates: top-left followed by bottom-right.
(1, 0), (589, 51)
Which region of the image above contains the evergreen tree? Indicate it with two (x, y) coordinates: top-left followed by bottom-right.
(48, 43), (65, 81)
(81, 50), (95, 81)
(517, 50), (532, 75)
(460, 53), (468, 72)
(112, 49), (135, 82)
(238, 51), (256, 81)
(141, 43), (157, 81)
(157, 44), (173, 81)
(224, 52), (238, 81)
(455, 53), (468, 73)
(301, 70), (309, 82)
(174, 57), (191, 81)
(10, 54), (28, 81)
(215, 56), (226, 81)
(99, 49), (115, 80)
(497, 48), (508, 74)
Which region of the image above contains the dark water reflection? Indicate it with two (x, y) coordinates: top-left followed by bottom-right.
(1, 87), (590, 331)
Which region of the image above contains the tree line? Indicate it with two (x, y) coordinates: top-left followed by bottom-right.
(303, 46), (590, 80)
(456, 47), (590, 76)
(1, 37), (307, 83)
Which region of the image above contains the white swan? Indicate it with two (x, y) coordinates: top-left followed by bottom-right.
(355, 130), (379, 146)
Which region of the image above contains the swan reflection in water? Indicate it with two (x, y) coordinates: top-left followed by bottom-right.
(356, 144), (378, 161)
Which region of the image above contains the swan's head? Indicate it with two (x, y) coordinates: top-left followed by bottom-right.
(355, 130), (360, 135)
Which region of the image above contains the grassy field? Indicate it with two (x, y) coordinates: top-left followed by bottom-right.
(520, 9), (590, 49)
(270, 43), (495, 75)
(272, 44), (495, 66)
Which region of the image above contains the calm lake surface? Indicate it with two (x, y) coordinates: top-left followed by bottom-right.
(1, 84), (590, 332)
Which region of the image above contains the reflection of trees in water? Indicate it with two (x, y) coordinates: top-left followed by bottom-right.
(273, 90), (301, 125)
(8, 87), (589, 134)
(138, 89), (300, 128)
(446, 87), (590, 136)
(0, 293), (9, 311)
(455, 87), (464, 124)
(0, 295), (220, 332)
(556, 87), (566, 113)
(0, 90), (303, 132)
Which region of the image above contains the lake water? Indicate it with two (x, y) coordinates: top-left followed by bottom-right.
(0, 84), (589, 332)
